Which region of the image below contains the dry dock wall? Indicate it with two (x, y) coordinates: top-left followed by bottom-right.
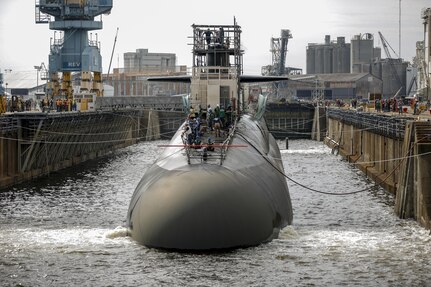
(325, 108), (431, 229)
(0, 109), (182, 190)
(264, 103), (315, 139)
(0, 101), (315, 190)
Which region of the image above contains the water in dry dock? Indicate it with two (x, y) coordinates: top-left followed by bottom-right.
(0, 140), (430, 286)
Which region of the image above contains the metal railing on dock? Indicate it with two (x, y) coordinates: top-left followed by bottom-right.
(327, 108), (415, 140)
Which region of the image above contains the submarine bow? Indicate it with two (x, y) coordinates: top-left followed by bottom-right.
(126, 21), (292, 250)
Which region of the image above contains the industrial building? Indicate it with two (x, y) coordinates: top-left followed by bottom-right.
(370, 58), (408, 98)
(304, 33), (418, 99)
(306, 35), (351, 74)
(287, 73), (382, 101)
(0, 70), (46, 100)
(104, 49), (188, 97)
(351, 33), (382, 73)
(124, 49), (177, 73)
(306, 34), (381, 75)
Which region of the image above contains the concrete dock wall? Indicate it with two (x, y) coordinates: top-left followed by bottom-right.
(326, 115), (403, 193)
(325, 108), (431, 229)
(0, 100), (314, 190)
(265, 102), (315, 139)
(0, 109), (183, 190)
(394, 121), (431, 229)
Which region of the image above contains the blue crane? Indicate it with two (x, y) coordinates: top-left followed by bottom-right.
(35, 0), (113, 101)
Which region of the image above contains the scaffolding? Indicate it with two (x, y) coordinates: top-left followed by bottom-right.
(190, 19), (244, 111)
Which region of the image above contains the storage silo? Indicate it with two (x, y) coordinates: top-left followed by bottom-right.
(332, 37), (350, 73)
(315, 45), (325, 74)
(351, 33), (375, 73)
(306, 45), (316, 74)
(323, 46), (333, 73)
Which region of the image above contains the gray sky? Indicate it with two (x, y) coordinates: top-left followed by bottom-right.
(0, 0), (429, 75)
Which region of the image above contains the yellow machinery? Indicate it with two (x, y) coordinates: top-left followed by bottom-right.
(0, 95), (6, 114)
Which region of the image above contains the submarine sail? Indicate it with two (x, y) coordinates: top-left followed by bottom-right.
(126, 20), (293, 250)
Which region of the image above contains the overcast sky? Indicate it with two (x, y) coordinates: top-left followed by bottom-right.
(0, 0), (429, 75)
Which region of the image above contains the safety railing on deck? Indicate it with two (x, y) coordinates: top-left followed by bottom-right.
(192, 67), (238, 81)
(181, 119), (237, 165)
(181, 138), (226, 165)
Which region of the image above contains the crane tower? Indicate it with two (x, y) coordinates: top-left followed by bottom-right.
(261, 29), (292, 100)
(35, 0), (113, 101)
(262, 29), (292, 76)
(422, 8), (431, 100)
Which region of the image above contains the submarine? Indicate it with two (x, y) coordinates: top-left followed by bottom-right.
(126, 20), (293, 250)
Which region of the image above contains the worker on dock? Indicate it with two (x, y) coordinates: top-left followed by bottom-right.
(218, 27), (224, 45)
(413, 99), (419, 115)
(204, 29), (213, 47)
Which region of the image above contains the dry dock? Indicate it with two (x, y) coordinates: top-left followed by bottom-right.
(0, 98), (183, 189)
(1, 101), (430, 230)
(324, 108), (431, 229)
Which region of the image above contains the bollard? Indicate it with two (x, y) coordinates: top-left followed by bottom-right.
(285, 137), (289, 150)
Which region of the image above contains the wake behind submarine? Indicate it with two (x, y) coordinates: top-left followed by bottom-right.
(126, 20), (293, 250)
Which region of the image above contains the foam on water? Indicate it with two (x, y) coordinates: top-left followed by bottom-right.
(278, 225), (299, 239)
(1, 139), (430, 286)
(0, 227), (131, 248)
(104, 226), (130, 239)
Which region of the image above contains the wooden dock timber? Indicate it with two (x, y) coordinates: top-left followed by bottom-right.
(324, 108), (431, 229)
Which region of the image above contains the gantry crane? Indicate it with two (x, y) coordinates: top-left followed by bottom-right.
(35, 0), (113, 102)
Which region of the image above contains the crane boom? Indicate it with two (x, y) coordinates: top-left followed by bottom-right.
(378, 31), (403, 93)
(107, 27), (119, 79)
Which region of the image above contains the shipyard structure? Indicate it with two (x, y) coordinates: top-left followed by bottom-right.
(0, 1), (431, 232)
(303, 33), (409, 100)
(302, 16), (431, 102)
(104, 49), (188, 97)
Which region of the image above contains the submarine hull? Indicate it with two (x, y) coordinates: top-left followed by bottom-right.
(127, 115), (293, 250)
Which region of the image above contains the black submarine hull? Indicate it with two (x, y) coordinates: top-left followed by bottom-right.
(126, 114), (292, 250)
